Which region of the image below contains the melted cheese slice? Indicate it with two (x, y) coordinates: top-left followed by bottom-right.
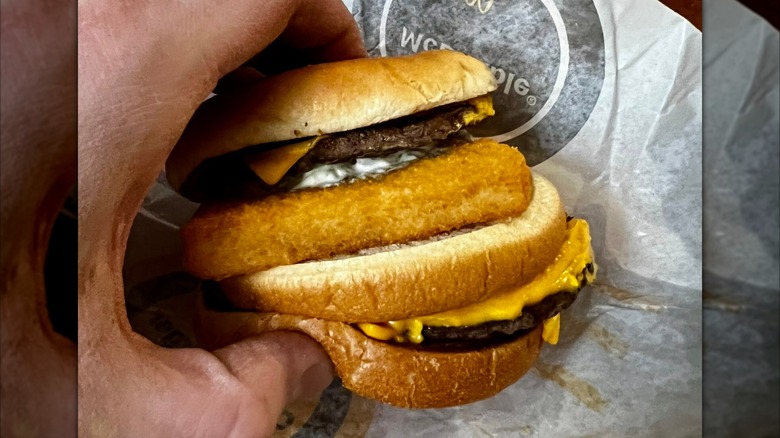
(462, 96), (495, 125)
(356, 218), (595, 345)
(243, 96), (495, 186)
(244, 136), (325, 185)
(542, 313), (561, 344)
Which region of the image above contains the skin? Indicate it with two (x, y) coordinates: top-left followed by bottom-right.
(3, 0), (364, 436)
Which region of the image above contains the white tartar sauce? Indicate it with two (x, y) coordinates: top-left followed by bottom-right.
(290, 147), (439, 191)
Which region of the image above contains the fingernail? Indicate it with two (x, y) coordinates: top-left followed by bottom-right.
(297, 362), (334, 401)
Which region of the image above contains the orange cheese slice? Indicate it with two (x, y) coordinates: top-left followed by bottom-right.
(356, 219), (595, 345)
(542, 313), (561, 344)
(243, 136), (325, 185)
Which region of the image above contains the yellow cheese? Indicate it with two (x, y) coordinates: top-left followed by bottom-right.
(542, 314), (561, 345)
(355, 322), (398, 342)
(462, 96), (495, 125)
(355, 320), (425, 344)
(389, 319), (424, 344)
(243, 136), (325, 185)
(357, 218), (596, 345)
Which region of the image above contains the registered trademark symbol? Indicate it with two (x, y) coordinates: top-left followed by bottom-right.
(527, 95), (537, 106)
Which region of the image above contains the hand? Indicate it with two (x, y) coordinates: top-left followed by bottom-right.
(78, 0), (366, 436)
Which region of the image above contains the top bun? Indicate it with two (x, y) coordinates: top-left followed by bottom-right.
(166, 50), (497, 192)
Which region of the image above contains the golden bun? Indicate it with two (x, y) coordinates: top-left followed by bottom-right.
(182, 140), (533, 281)
(220, 174), (566, 322)
(166, 50), (497, 192)
(196, 302), (543, 409)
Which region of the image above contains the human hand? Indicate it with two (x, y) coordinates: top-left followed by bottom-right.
(78, 0), (365, 436)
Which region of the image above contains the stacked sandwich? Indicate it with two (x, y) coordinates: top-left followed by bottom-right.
(166, 50), (596, 408)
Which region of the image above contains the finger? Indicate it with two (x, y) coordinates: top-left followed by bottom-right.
(217, 24), (367, 93)
(193, 0), (366, 81)
(78, 0), (366, 216)
(240, 39), (332, 77)
(79, 0), (365, 141)
(212, 332), (334, 417)
(277, 1), (367, 63)
(213, 66), (265, 95)
(242, 4), (368, 75)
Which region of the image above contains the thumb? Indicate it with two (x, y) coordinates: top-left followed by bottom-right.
(212, 332), (334, 415)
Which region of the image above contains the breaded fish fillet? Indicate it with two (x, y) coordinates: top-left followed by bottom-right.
(182, 139), (532, 280)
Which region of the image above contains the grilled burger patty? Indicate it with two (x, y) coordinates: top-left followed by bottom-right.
(415, 263), (594, 349)
(422, 291), (577, 344)
(292, 103), (473, 172)
(181, 102), (475, 201)
(202, 263), (593, 350)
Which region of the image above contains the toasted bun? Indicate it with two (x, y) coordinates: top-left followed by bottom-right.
(166, 50), (497, 192)
(196, 303), (543, 409)
(220, 174), (566, 322)
(182, 140), (533, 281)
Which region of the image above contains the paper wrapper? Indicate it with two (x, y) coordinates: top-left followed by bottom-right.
(702, 0), (780, 436)
(123, 0), (718, 435)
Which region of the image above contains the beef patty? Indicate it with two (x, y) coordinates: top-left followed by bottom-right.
(292, 103), (472, 172)
(410, 262), (594, 350)
(203, 263), (595, 351)
(181, 102), (475, 202)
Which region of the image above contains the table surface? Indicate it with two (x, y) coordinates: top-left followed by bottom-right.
(657, 0), (780, 31)
(658, 0), (702, 30)
(736, 0), (780, 30)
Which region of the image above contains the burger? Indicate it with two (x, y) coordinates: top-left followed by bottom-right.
(166, 50), (596, 408)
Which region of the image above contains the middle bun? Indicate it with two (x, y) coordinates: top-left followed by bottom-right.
(220, 174), (566, 322)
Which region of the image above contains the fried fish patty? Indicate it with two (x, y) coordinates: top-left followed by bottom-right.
(182, 139), (532, 280)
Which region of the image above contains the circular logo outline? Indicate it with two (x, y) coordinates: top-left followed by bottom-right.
(378, 0), (570, 142)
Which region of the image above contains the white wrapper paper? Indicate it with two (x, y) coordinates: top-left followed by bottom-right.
(124, 0), (715, 436)
(702, 0), (779, 436)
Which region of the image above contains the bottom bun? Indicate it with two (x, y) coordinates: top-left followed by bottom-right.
(196, 297), (543, 409)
